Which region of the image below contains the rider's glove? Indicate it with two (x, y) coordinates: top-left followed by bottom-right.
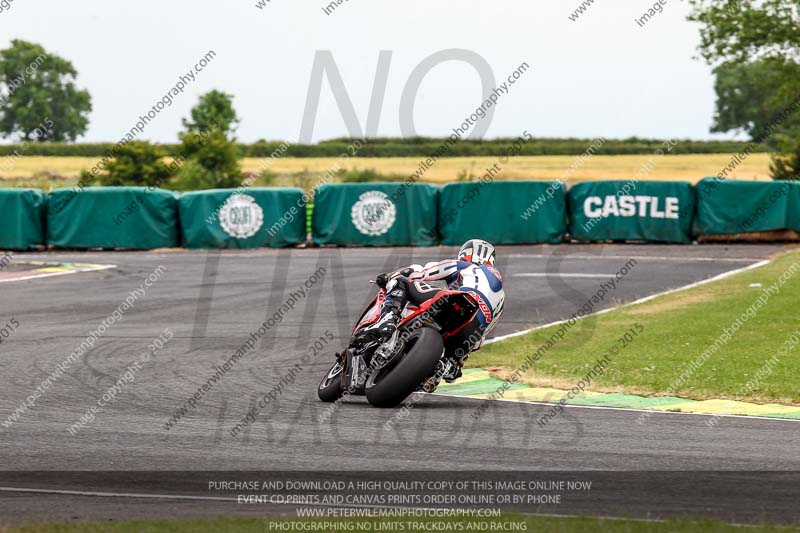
(376, 267), (415, 288)
(375, 272), (391, 288)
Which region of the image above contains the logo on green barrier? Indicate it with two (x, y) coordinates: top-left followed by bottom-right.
(583, 195), (680, 220)
(351, 191), (396, 236)
(220, 194), (264, 239)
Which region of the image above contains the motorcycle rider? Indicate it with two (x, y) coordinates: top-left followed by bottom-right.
(362, 239), (505, 382)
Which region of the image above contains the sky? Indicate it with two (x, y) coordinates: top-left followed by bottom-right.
(1, 0), (738, 144)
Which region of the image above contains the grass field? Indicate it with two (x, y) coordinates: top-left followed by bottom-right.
(0, 153), (773, 191)
(253, 153), (773, 184)
(471, 249), (800, 405)
(2, 515), (796, 533)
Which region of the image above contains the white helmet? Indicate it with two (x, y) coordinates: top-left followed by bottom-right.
(458, 239), (496, 266)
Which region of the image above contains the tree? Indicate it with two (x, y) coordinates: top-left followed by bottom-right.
(172, 128), (243, 190)
(181, 90), (239, 136)
(688, 0), (800, 179)
(171, 92), (244, 190)
(96, 141), (173, 187)
(0, 40), (92, 142)
(710, 59), (800, 143)
(688, 1), (800, 64)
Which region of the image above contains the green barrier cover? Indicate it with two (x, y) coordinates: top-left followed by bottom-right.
(694, 178), (800, 235)
(47, 187), (179, 249)
(179, 188), (306, 249)
(0, 189), (46, 250)
(438, 181), (567, 245)
(313, 183), (438, 246)
(568, 180), (695, 243)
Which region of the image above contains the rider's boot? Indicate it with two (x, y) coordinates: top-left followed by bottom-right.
(360, 277), (408, 341)
(359, 299), (402, 342)
(443, 354), (467, 383)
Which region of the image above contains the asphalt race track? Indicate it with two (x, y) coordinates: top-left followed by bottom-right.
(1, 243), (799, 525)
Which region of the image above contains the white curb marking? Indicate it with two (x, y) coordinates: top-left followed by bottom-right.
(487, 259), (771, 345)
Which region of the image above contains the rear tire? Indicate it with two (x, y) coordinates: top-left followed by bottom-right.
(365, 327), (443, 408)
(318, 361), (345, 402)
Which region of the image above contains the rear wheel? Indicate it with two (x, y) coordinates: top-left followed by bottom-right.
(318, 361), (345, 402)
(365, 327), (443, 408)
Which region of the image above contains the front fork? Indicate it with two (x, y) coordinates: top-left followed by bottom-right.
(343, 330), (403, 394)
(342, 350), (367, 395)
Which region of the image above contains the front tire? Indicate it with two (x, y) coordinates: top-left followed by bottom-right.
(365, 327), (443, 408)
(318, 361), (345, 402)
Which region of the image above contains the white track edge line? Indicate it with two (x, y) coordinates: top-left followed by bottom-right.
(504, 254), (763, 263)
(0, 264), (116, 283)
(486, 259), (771, 345)
(0, 487), (474, 514)
(0, 488), (443, 513)
(514, 273), (622, 278)
(0, 487), (235, 502)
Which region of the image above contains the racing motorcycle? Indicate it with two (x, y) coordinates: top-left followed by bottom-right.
(317, 282), (481, 408)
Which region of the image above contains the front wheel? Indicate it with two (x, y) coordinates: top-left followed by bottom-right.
(365, 327), (444, 408)
(318, 360), (345, 402)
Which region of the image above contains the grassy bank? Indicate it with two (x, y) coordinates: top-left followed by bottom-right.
(472, 250), (800, 405)
(0, 153), (773, 190)
(2, 515), (796, 533)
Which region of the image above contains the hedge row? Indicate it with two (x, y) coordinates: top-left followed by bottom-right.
(0, 137), (767, 158)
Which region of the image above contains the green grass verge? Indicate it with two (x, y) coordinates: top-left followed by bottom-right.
(3, 515), (798, 533)
(472, 249), (800, 404)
